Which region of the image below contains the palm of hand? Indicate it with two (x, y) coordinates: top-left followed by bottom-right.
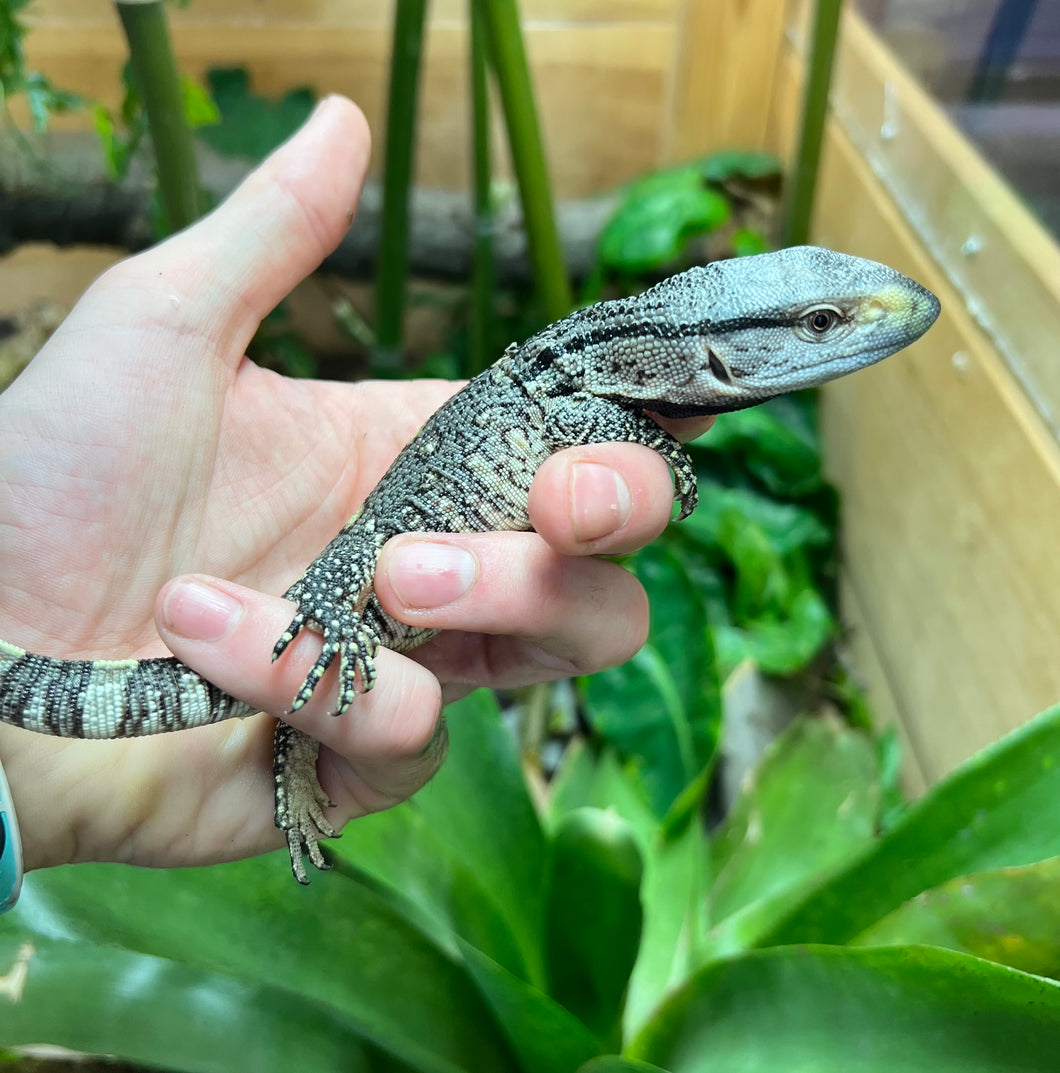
(0, 269), (455, 662)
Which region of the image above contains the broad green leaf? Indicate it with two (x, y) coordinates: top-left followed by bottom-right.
(328, 802), (528, 981)
(598, 166), (731, 272)
(548, 742), (660, 853)
(855, 857), (1060, 980)
(635, 545), (721, 771)
(332, 690), (546, 985)
(4, 852), (516, 1072)
(735, 586), (835, 675)
(691, 398), (822, 497)
(458, 941), (603, 1073)
(579, 1059), (671, 1073)
(678, 481), (832, 560)
(580, 547), (720, 817)
(544, 808), (644, 1049)
(579, 650), (686, 817)
(709, 716), (878, 924)
(760, 703), (1060, 947)
(631, 945), (1060, 1072)
(624, 808), (711, 1042)
(0, 934), (393, 1073)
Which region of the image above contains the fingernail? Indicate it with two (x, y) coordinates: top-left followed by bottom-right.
(162, 579), (243, 641)
(570, 463), (633, 543)
(386, 542), (477, 609)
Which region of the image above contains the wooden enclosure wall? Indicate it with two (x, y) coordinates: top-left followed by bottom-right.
(22, 0), (788, 198)
(772, 1), (1060, 791)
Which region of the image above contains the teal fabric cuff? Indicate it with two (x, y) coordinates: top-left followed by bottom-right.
(0, 755), (23, 913)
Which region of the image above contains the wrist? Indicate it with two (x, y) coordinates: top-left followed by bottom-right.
(0, 750), (23, 912)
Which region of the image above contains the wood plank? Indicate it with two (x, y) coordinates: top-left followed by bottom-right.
(665, 0), (787, 162)
(766, 3), (1060, 782)
(838, 573), (929, 797)
(805, 95), (1060, 780)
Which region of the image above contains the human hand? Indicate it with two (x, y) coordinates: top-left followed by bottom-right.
(0, 96), (712, 874)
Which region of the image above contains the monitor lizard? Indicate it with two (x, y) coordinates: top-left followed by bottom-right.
(0, 246), (940, 882)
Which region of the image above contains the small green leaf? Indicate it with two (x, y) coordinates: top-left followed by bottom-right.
(730, 227), (771, 257)
(679, 481), (831, 561)
(598, 167), (731, 273)
(739, 586), (835, 675)
(698, 150), (781, 183)
(197, 66), (315, 160)
(760, 703), (1060, 947)
(854, 857), (1060, 980)
(180, 73), (221, 128)
(630, 945), (1060, 1072)
(717, 508), (789, 619)
(544, 808), (644, 1049)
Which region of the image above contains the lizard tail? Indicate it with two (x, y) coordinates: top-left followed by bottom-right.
(0, 639), (255, 738)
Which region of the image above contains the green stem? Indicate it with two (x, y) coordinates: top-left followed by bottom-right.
(780, 0), (844, 248)
(467, 1), (495, 376)
(478, 0), (570, 320)
(115, 0), (201, 232)
(375, 0), (429, 368)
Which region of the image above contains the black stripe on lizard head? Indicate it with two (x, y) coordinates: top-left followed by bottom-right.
(564, 314), (802, 357)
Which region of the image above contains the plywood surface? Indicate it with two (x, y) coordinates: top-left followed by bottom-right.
(770, 8), (1060, 784)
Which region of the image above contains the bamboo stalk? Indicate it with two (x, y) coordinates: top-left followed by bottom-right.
(467, 0), (496, 376)
(374, 0), (429, 368)
(478, 0), (571, 319)
(780, 0), (844, 248)
(115, 0), (201, 232)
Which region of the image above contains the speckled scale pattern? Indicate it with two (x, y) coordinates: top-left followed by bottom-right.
(0, 247), (941, 882)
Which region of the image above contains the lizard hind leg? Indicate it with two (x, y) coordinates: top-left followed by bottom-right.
(273, 529), (385, 716)
(273, 721), (336, 883)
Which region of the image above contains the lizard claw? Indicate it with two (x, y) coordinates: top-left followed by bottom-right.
(674, 477), (698, 521)
(277, 609), (381, 715)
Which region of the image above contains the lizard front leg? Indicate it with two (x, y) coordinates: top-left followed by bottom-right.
(271, 520), (388, 880)
(542, 393), (699, 520)
(274, 520), (388, 714)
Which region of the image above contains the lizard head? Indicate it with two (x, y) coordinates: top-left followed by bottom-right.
(583, 246), (940, 417)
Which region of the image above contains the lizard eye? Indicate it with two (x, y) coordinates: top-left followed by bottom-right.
(801, 307), (840, 336)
